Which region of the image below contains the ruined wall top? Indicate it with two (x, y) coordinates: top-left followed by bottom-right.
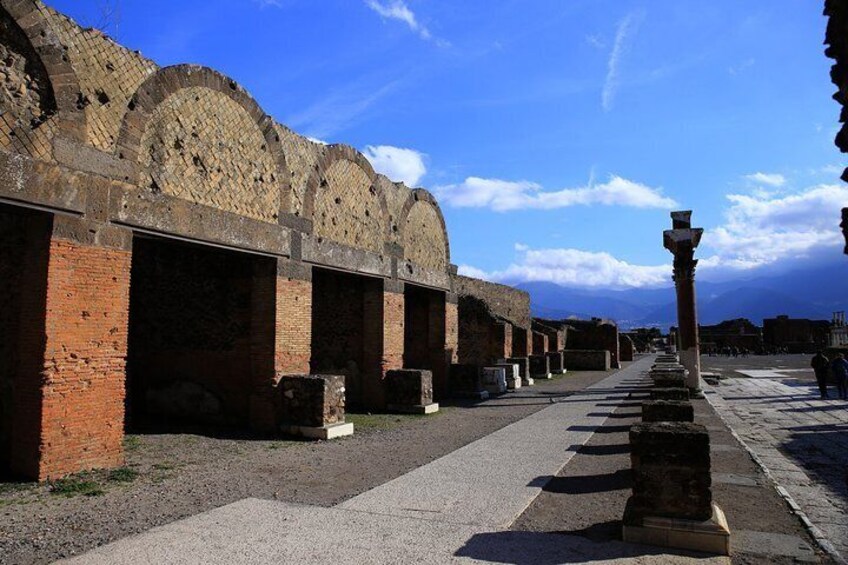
(0, 0), (452, 286)
(452, 274), (531, 329)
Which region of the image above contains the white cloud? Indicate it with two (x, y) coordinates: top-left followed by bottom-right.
(701, 183), (848, 270)
(433, 175), (677, 212)
(363, 145), (427, 186)
(744, 172), (785, 187)
(364, 0), (448, 46)
(602, 10), (645, 112)
(466, 247), (670, 289)
(457, 182), (848, 290)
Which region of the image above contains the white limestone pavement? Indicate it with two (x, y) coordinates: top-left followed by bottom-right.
(706, 376), (848, 563)
(64, 357), (728, 565)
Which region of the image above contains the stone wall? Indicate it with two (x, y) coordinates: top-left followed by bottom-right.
(565, 319), (621, 369)
(452, 274), (531, 329)
(563, 350), (611, 371)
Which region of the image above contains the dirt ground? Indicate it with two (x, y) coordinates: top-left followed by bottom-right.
(512, 362), (833, 564)
(0, 369), (612, 565)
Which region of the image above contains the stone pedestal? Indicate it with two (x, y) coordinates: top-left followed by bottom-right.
(651, 373), (687, 389)
(385, 369), (439, 414)
(529, 354), (551, 379)
(623, 422), (729, 555)
(481, 367), (507, 395)
(493, 363), (521, 390)
(641, 400), (694, 423)
(504, 357), (533, 386)
(279, 375), (354, 440)
(449, 364), (489, 400)
(546, 351), (566, 374)
(650, 388), (690, 401)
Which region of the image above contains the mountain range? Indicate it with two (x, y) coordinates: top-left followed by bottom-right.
(517, 261), (848, 330)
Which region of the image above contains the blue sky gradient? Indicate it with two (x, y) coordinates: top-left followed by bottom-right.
(50, 0), (846, 288)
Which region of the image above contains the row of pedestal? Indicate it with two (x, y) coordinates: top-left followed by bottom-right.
(451, 352), (568, 398)
(622, 353), (731, 556)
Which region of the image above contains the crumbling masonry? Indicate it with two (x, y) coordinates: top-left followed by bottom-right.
(0, 1), (534, 480)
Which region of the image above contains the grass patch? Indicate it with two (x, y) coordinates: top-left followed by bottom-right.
(123, 435), (142, 451)
(49, 476), (104, 498)
(347, 408), (446, 431)
(107, 467), (139, 483)
(152, 462), (176, 471)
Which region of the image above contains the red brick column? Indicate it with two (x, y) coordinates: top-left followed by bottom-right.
(493, 322), (513, 360)
(445, 297), (459, 364)
(25, 219), (132, 480)
(362, 280), (405, 409)
(249, 258), (312, 432)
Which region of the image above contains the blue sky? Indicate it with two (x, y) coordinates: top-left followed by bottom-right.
(52, 0), (846, 289)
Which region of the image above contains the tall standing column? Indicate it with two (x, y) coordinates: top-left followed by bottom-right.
(664, 211), (704, 396)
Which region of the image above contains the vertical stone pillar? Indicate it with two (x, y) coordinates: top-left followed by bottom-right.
(492, 322), (513, 361)
(445, 294), (459, 365)
(25, 217), (133, 480)
(664, 211), (704, 396)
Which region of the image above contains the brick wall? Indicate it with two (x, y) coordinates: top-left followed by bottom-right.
(38, 235), (132, 480)
(452, 274), (531, 329)
(532, 331), (549, 355)
(512, 326), (530, 357)
(446, 300), (458, 364)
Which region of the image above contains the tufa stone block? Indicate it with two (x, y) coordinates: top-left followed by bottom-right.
(279, 375), (346, 429)
(385, 369), (434, 408)
(641, 400), (694, 423)
(481, 366), (507, 394)
(650, 387), (690, 401)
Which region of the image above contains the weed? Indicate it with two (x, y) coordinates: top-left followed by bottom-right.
(107, 467), (138, 483)
(49, 477), (104, 497)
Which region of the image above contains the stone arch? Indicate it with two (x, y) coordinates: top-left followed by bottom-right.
(116, 65), (288, 225)
(399, 189), (451, 272)
(303, 145), (390, 255)
(0, 0), (87, 159)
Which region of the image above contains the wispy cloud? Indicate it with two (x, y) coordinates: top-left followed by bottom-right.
(286, 78), (402, 139)
(433, 175), (677, 212)
(363, 145), (427, 186)
(744, 172), (785, 187)
(364, 0), (449, 46)
(602, 10), (645, 112)
(728, 58), (755, 76)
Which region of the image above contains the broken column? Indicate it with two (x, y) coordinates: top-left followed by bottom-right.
(385, 369), (439, 414)
(279, 375), (354, 440)
(663, 211), (704, 397)
(623, 422), (730, 555)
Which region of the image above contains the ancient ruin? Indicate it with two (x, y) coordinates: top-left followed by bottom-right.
(663, 211), (704, 396)
(0, 0), (535, 481)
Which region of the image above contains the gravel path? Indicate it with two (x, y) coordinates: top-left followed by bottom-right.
(0, 369), (611, 564)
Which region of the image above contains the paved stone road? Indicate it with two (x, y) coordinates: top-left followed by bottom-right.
(63, 358), (727, 565)
(706, 373), (848, 562)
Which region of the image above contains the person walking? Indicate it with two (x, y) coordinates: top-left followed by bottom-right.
(811, 350), (831, 399)
(830, 353), (848, 400)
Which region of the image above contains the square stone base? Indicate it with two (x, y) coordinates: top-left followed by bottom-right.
(507, 379), (522, 390)
(281, 422), (354, 440)
(387, 403), (440, 414)
(522, 377), (535, 386)
(622, 503), (730, 556)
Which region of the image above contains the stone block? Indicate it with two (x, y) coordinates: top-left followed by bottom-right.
(563, 350), (611, 371)
(385, 369), (436, 412)
(482, 366), (507, 394)
(504, 357), (533, 386)
(626, 422), (712, 523)
(279, 375), (346, 429)
(529, 354), (551, 378)
(641, 400), (694, 423)
(449, 364), (489, 399)
(545, 351), (565, 374)
(622, 503), (730, 556)
(493, 363), (521, 390)
(650, 387), (690, 401)
(651, 374), (687, 389)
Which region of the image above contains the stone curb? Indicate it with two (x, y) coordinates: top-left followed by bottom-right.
(701, 385), (847, 565)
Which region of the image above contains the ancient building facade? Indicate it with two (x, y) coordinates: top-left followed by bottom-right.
(0, 1), (524, 480)
(698, 318), (763, 354)
(763, 315), (830, 353)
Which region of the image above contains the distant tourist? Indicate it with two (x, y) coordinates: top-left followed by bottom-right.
(811, 350), (831, 399)
(830, 353), (848, 400)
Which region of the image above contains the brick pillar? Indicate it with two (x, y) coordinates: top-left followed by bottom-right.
(492, 322), (513, 361)
(362, 279), (404, 409)
(249, 258), (312, 433)
(445, 296), (459, 364)
(427, 291), (449, 399)
(21, 218), (133, 480)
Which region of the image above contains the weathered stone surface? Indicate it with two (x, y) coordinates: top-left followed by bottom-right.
(481, 366), (507, 394)
(650, 387), (690, 401)
(641, 400), (694, 423)
(626, 421), (712, 523)
(504, 357), (529, 380)
(563, 350), (610, 371)
(449, 364), (483, 396)
(385, 369), (433, 408)
(492, 363), (520, 389)
(545, 351), (564, 373)
(651, 373), (687, 389)
(279, 375), (346, 428)
(529, 354), (550, 377)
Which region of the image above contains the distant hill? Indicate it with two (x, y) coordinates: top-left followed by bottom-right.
(517, 261), (848, 330)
